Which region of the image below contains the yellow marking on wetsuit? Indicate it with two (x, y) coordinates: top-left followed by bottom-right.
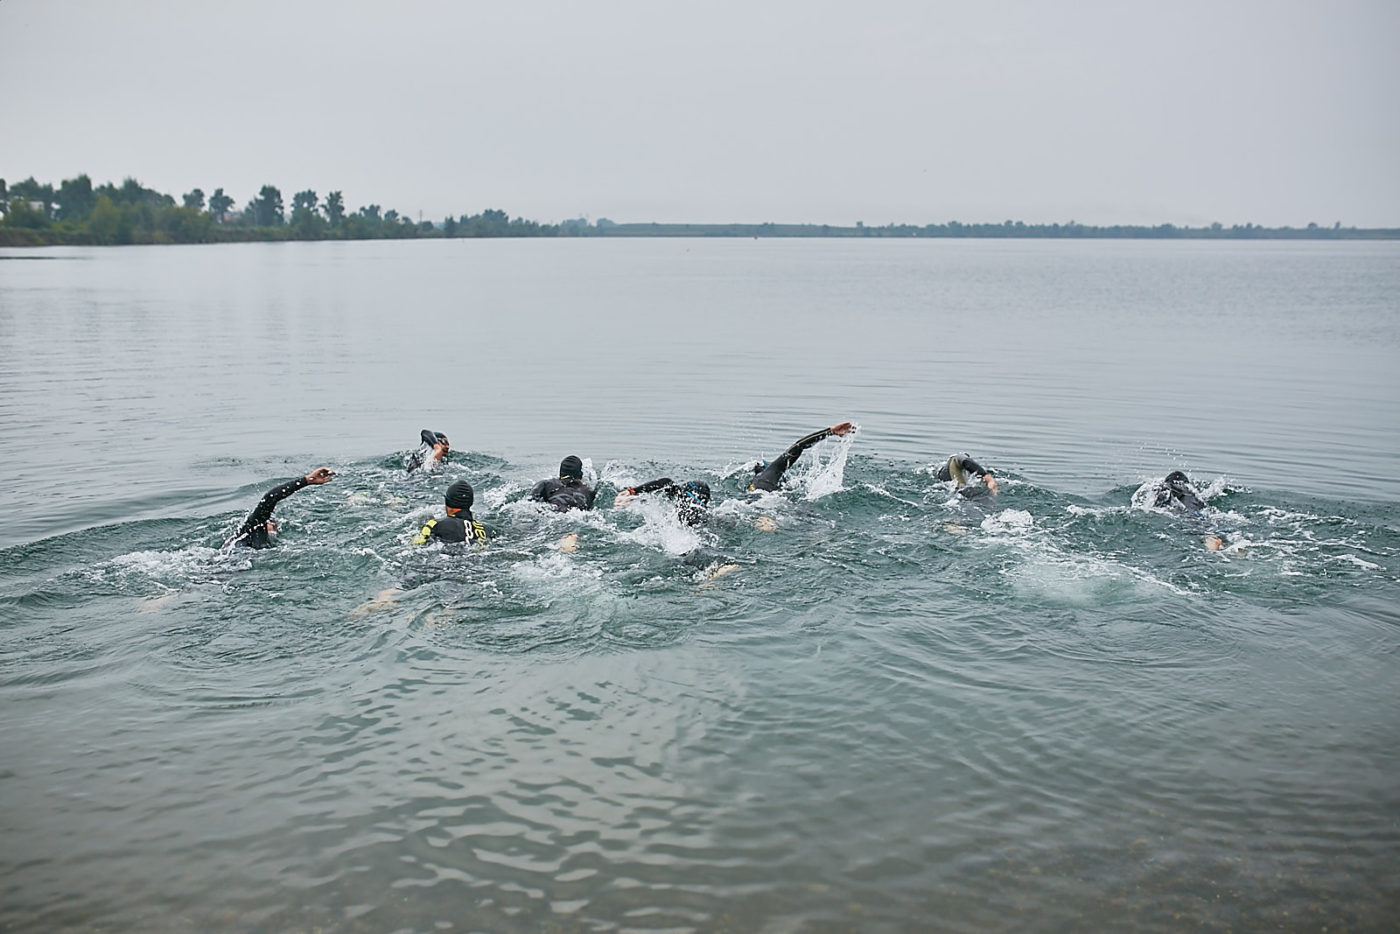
(412, 519), (437, 545)
(471, 521), (487, 546)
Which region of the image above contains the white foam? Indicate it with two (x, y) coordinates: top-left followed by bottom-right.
(1336, 554), (1382, 571)
(981, 509), (1034, 537)
(1066, 504), (1125, 518)
(861, 482), (923, 507)
(797, 432), (854, 501)
(103, 545), (232, 587)
(620, 496), (707, 556)
(513, 550), (604, 585)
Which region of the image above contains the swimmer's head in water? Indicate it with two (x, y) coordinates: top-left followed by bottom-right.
(682, 480), (711, 506)
(445, 480), (474, 511)
(1163, 470), (1206, 512)
(559, 455), (584, 481)
(752, 461), (768, 474)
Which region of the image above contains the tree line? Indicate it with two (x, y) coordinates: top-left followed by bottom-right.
(587, 219), (1398, 240)
(2, 173), (1395, 246)
(0, 174), (557, 246)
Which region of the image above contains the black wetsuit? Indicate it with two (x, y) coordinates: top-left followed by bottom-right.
(631, 478), (709, 527)
(1151, 481), (1206, 514)
(937, 454), (994, 499)
(412, 513), (488, 546)
(406, 430), (449, 473)
(530, 477), (596, 512)
(936, 454), (989, 483)
(749, 428), (839, 492)
(228, 476), (309, 549)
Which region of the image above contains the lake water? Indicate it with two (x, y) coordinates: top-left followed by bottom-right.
(1, 238), (1398, 932)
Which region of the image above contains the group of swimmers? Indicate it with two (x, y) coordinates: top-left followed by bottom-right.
(226, 421), (1225, 553)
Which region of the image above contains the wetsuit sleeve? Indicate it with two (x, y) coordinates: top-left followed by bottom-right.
(633, 478), (677, 496)
(778, 429), (834, 470)
(960, 456), (988, 477)
(411, 519), (437, 546)
(751, 428), (834, 490)
(584, 485), (597, 509)
(529, 479), (549, 502)
(238, 476), (309, 535)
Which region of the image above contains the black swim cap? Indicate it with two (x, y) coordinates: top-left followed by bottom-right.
(559, 455), (583, 480)
(445, 480), (474, 510)
(683, 480), (711, 505)
(1165, 470), (1190, 486)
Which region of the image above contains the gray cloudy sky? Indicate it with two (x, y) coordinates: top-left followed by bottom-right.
(3, 0), (1397, 227)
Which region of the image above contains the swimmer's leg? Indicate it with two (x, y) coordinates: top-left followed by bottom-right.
(351, 588), (404, 617)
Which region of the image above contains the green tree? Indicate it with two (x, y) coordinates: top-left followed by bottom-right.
(113, 177), (168, 207)
(291, 189), (318, 215)
(208, 188), (233, 222)
(183, 188), (205, 210)
(57, 174), (96, 222)
(2, 197), (50, 229)
(253, 185), (284, 226)
(289, 189), (324, 237)
(323, 190), (345, 227)
(156, 205), (213, 243)
(88, 195), (121, 243)
(10, 177), (55, 218)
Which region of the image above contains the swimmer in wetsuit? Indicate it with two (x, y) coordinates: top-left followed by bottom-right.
(1146, 470), (1225, 551)
(225, 467), (335, 549)
(412, 479), (489, 546)
(615, 478), (712, 526)
(748, 422), (855, 492)
(937, 453), (1000, 497)
(1151, 470), (1206, 513)
(406, 429), (450, 473)
(530, 456), (597, 512)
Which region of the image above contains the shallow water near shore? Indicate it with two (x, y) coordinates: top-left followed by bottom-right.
(2, 238), (1398, 932)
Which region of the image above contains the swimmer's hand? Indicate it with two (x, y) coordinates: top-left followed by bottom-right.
(830, 421), (854, 437)
(305, 467), (335, 484)
(983, 474), (1000, 495)
(614, 489), (637, 508)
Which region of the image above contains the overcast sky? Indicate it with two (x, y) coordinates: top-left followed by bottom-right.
(3, 0), (1397, 227)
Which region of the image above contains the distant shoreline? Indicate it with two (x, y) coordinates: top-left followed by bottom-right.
(566, 221), (1400, 240)
(4, 221), (1398, 248)
(4, 173), (1396, 246)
